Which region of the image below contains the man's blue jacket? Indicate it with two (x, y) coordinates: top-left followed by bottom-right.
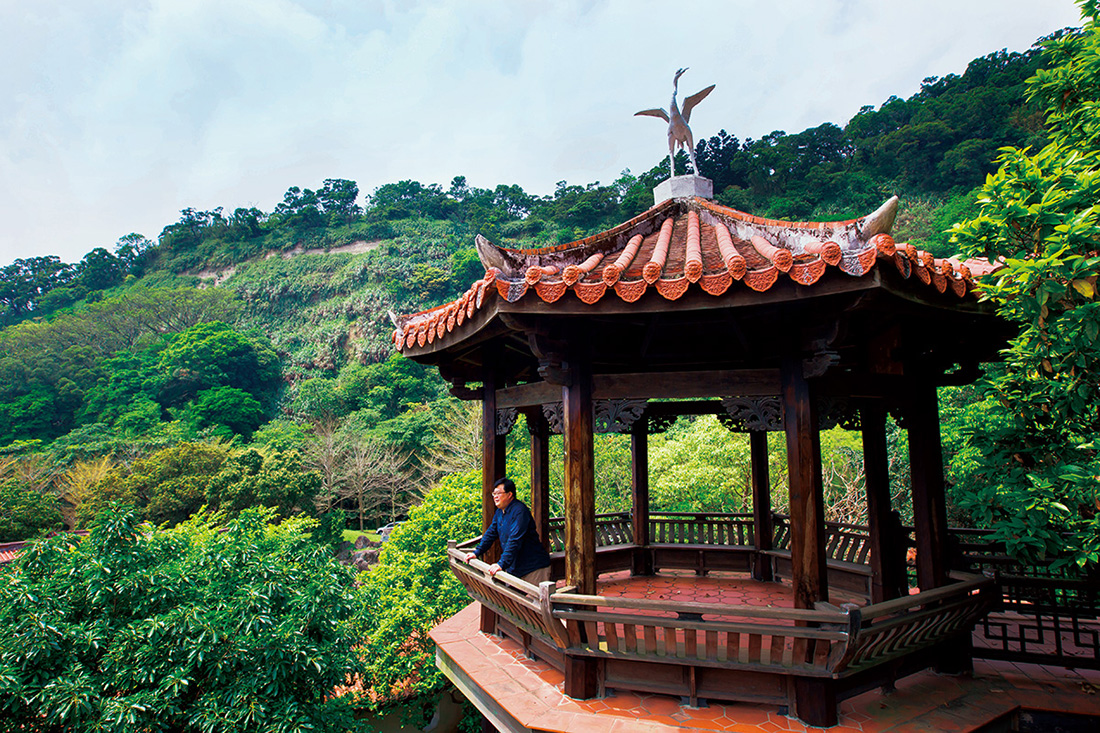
(473, 498), (551, 578)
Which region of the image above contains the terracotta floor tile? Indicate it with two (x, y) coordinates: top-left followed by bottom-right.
(723, 705), (775, 722)
(681, 718), (732, 730)
(641, 695), (684, 716)
(682, 705), (733, 722)
(755, 721), (789, 733)
(537, 669), (566, 686)
(600, 694), (643, 713)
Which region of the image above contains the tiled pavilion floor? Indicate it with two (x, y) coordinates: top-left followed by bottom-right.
(432, 572), (1100, 732)
(595, 570), (867, 611)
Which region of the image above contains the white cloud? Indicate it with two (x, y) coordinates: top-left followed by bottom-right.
(0, 0), (1083, 266)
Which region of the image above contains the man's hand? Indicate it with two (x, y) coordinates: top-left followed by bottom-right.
(463, 552), (476, 562)
(487, 563), (502, 577)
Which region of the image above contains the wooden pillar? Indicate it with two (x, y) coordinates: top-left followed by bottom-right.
(562, 352), (596, 596)
(907, 381), (949, 591)
(861, 400), (902, 602)
(631, 417), (653, 576)
(562, 346), (598, 700)
(780, 357), (828, 610)
(529, 410), (551, 551)
(750, 430), (774, 581)
(480, 361), (505, 634)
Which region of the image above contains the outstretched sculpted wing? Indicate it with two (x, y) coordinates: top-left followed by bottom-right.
(681, 84), (715, 123)
(634, 107), (670, 122)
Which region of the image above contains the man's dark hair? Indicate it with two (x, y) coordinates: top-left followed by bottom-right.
(493, 477), (516, 495)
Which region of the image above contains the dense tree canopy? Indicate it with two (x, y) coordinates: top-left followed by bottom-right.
(0, 507), (360, 732)
(950, 7), (1100, 568)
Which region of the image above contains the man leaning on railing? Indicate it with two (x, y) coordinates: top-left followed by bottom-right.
(464, 477), (552, 584)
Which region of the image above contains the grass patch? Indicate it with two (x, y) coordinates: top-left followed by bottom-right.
(342, 529), (381, 544)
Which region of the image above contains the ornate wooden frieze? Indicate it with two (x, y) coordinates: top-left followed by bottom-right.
(720, 397), (783, 432)
(542, 402), (564, 434)
(495, 407), (518, 436)
(594, 399), (648, 434)
(539, 399), (648, 434)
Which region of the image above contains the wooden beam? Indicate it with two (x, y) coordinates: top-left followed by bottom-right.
(528, 410), (551, 551)
(496, 380), (560, 409)
(908, 380), (949, 590)
(495, 369), (782, 408)
(781, 357), (828, 610)
(596, 369), (780, 400)
(563, 347), (597, 596)
(631, 417), (652, 576)
(861, 400), (902, 602)
(750, 430), (773, 582)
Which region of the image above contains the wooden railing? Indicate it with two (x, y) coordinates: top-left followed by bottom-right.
(446, 540), (569, 648)
(837, 571), (996, 674)
(547, 571), (994, 679)
(771, 515), (871, 566)
(549, 589), (850, 677)
(547, 513), (632, 553)
(449, 526), (994, 678)
(649, 512), (754, 546)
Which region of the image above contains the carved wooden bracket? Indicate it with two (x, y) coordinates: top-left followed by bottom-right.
(528, 332), (571, 386)
(720, 397), (783, 432)
(542, 402), (563, 434)
(594, 399), (647, 433)
(803, 350), (840, 379)
(495, 408), (518, 436)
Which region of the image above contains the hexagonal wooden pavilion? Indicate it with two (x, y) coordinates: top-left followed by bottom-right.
(394, 182), (1011, 728)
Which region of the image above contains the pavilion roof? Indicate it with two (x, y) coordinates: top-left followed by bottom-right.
(392, 195), (1000, 354)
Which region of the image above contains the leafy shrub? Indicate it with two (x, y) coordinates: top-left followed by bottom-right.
(0, 479), (61, 541)
(353, 471), (481, 705)
(0, 506), (360, 732)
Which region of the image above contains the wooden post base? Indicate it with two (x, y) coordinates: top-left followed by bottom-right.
(479, 605), (497, 635)
(793, 677), (837, 728)
(564, 655), (599, 699)
(631, 546), (654, 577)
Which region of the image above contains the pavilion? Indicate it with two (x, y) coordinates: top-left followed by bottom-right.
(393, 175), (1012, 727)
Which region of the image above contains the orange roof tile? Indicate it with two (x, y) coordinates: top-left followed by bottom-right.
(392, 196), (1000, 353)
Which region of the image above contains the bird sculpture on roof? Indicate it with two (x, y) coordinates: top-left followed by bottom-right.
(635, 68), (715, 180)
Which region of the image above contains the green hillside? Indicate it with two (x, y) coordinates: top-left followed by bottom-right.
(0, 33), (1069, 538)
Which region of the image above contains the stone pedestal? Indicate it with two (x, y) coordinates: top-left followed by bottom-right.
(653, 175), (713, 204)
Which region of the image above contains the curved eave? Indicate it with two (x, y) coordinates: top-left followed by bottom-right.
(395, 262), (1001, 366)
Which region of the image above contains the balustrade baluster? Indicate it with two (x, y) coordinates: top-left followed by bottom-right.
(726, 632), (741, 663)
(606, 619), (621, 652)
(684, 628), (697, 659)
(623, 622), (638, 653)
(748, 634), (762, 664)
(705, 629), (719, 661)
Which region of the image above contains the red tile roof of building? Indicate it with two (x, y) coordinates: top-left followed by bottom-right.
(0, 541), (25, 565)
(393, 195), (1001, 353)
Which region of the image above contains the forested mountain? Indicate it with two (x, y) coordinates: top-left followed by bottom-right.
(0, 36), (1061, 539)
(6, 15), (1100, 729)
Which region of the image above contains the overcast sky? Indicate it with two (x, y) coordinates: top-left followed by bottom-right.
(0, 0), (1082, 268)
